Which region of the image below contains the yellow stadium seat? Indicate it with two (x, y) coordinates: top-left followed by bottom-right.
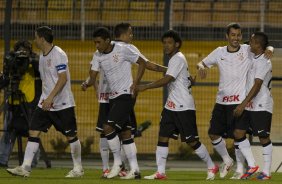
(213, 2), (239, 11)
(129, 11), (155, 26)
(102, 11), (129, 24)
(130, 1), (155, 10)
(47, 0), (73, 23)
(103, 0), (129, 9)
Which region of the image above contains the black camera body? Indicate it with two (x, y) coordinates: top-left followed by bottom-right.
(0, 51), (30, 90)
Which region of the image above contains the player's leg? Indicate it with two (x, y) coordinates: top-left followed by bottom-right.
(144, 109), (174, 180)
(54, 107), (83, 177)
(6, 108), (47, 177)
(97, 103), (110, 177)
(251, 111), (272, 180)
(208, 104), (234, 178)
(234, 110), (258, 179)
(230, 145), (245, 179)
(104, 95), (133, 179)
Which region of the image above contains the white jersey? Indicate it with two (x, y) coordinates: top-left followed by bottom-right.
(91, 44), (139, 99)
(38, 46), (75, 111)
(202, 44), (252, 105)
(165, 52), (195, 111)
(90, 55), (110, 103)
(245, 54), (273, 113)
(112, 41), (149, 62)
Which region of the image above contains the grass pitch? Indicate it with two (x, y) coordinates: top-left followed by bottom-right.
(1, 168), (282, 184)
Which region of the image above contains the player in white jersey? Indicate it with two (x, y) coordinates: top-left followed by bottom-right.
(6, 26), (83, 178)
(233, 32), (273, 180)
(137, 30), (218, 180)
(83, 27), (146, 179)
(197, 23), (273, 179)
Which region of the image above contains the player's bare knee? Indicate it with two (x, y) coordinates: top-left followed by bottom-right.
(120, 129), (131, 140)
(259, 136), (270, 145)
(233, 129), (246, 139)
(209, 134), (220, 141)
(29, 130), (40, 137)
(158, 136), (169, 143)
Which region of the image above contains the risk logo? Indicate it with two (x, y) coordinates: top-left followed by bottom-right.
(222, 95), (239, 102)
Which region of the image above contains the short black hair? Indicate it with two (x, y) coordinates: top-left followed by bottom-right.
(161, 30), (182, 49)
(92, 27), (111, 40)
(253, 32), (269, 50)
(36, 26), (53, 43)
(14, 40), (32, 54)
(226, 22), (241, 35)
(114, 23), (131, 38)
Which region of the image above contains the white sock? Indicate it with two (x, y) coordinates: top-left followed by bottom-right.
(212, 137), (232, 164)
(22, 141), (39, 171)
(262, 143), (272, 176)
(70, 139), (82, 171)
(107, 135), (122, 166)
(99, 137), (109, 171)
(237, 138), (256, 167)
(234, 143), (245, 173)
(195, 143), (215, 169)
(122, 141), (139, 172)
(156, 146), (168, 174)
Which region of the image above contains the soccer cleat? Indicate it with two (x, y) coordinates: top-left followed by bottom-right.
(240, 165), (259, 179)
(220, 159), (234, 178)
(255, 172), (271, 180)
(230, 172), (243, 179)
(6, 166), (30, 177)
(101, 169), (110, 178)
(144, 172), (167, 180)
(65, 169), (84, 178)
(120, 170), (141, 179)
(106, 164), (122, 179)
(206, 164), (219, 180)
(118, 168), (128, 177)
(134, 120), (152, 137)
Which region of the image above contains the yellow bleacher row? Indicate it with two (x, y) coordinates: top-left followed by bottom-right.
(0, 0), (281, 27)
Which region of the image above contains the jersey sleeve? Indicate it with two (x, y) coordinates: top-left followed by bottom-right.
(202, 47), (220, 68)
(128, 44), (148, 62)
(255, 58), (271, 80)
(55, 51), (68, 73)
(122, 46), (140, 64)
(90, 53), (100, 72)
(166, 57), (184, 79)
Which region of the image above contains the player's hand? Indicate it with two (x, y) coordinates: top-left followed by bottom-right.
(42, 97), (53, 111)
(81, 81), (89, 91)
(130, 82), (138, 98)
(264, 49), (273, 59)
(233, 104), (244, 117)
(198, 68), (207, 79)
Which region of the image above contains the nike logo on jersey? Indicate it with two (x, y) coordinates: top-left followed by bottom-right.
(220, 58), (225, 60)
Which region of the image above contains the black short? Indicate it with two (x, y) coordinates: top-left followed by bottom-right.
(159, 108), (199, 143)
(208, 103), (248, 138)
(242, 111), (272, 137)
(96, 103), (110, 132)
(107, 94), (134, 132)
(30, 107), (77, 137)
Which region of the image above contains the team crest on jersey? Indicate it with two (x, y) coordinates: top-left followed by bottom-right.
(113, 54), (119, 63)
(47, 59), (52, 67)
(237, 53), (244, 61)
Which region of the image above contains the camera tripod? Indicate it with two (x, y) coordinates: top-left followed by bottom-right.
(2, 88), (51, 168)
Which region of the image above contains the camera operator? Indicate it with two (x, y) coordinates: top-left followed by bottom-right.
(0, 40), (42, 167)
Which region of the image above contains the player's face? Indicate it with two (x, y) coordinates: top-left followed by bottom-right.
(226, 28), (242, 49)
(249, 34), (261, 55)
(123, 27), (133, 43)
(94, 37), (110, 53)
(34, 32), (43, 49)
(162, 37), (179, 56)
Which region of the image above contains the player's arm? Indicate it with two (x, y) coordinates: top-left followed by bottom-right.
(196, 61), (208, 79)
(81, 69), (99, 91)
(145, 61), (167, 73)
(233, 78), (263, 117)
(137, 75), (174, 92)
(131, 57), (146, 97)
(42, 71), (67, 111)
